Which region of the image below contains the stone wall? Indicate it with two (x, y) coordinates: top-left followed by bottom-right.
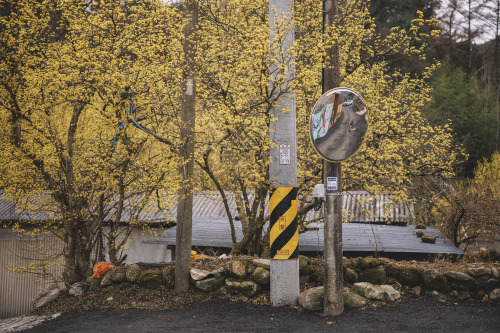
(343, 257), (500, 301)
(37, 256), (500, 312)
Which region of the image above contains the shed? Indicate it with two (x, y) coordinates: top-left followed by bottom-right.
(146, 217), (463, 258)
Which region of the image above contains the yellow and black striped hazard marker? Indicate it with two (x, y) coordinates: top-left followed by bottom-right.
(270, 187), (298, 259)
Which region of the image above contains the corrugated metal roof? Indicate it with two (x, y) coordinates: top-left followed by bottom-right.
(150, 191), (415, 224)
(0, 192), (176, 224)
(146, 218), (463, 255)
(299, 223), (463, 254)
(0, 191), (414, 225)
(0, 194), (57, 221)
(0, 197), (16, 220)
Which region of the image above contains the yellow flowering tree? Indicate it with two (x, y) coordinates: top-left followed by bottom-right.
(471, 151), (500, 247)
(193, 0), (272, 255)
(416, 152), (499, 250)
(0, 0), (183, 282)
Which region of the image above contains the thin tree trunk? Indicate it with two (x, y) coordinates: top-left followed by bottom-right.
(198, 158), (238, 245)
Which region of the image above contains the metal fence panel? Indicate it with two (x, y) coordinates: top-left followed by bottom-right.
(0, 231), (64, 319)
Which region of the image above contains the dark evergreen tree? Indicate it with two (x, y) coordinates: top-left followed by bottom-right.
(369, 0), (439, 73)
(423, 67), (498, 177)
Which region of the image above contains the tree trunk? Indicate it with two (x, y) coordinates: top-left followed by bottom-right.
(107, 236), (120, 266)
(62, 219), (92, 284)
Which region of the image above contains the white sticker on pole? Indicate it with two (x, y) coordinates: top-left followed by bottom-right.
(279, 144), (290, 165)
(186, 78), (193, 96)
(327, 177), (337, 191)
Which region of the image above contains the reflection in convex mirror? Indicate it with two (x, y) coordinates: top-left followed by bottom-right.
(310, 87), (369, 162)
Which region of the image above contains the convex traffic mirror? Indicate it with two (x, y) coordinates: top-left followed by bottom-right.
(309, 87), (369, 162)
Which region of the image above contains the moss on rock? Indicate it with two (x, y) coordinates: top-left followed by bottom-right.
(162, 266), (175, 289)
(385, 263), (400, 277)
(358, 268), (387, 285)
(137, 270), (163, 290)
(398, 265), (422, 287)
(300, 264), (316, 276)
(352, 257), (369, 271)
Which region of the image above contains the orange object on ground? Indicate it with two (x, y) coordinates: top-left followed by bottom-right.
(190, 250), (209, 261)
(92, 262), (113, 278)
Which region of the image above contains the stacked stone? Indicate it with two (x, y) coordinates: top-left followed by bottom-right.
(33, 256), (500, 312)
(298, 257), (500, 312)
(342, 257), (500, 301)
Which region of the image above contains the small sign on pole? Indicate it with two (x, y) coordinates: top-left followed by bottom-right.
(279, 144), (291, 165)
(327, 177), (337, 191)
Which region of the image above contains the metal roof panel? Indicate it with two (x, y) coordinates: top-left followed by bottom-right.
(146, 217), (463, 255)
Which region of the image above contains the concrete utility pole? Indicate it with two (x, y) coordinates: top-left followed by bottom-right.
(322, 0), (344, 316)
(175, 0), (198, 292)
(268, 0), (299, 306)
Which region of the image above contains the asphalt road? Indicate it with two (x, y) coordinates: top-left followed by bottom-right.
(19, 296), (500, 333)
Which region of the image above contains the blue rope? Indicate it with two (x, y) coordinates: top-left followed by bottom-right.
(112, 93), (146, 149)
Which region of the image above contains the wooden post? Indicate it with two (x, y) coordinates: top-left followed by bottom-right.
(175, 0), (198, 292)
(322, 0), (344, 316)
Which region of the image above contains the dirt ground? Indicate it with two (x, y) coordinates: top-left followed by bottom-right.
(21, 295), (500, 332)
